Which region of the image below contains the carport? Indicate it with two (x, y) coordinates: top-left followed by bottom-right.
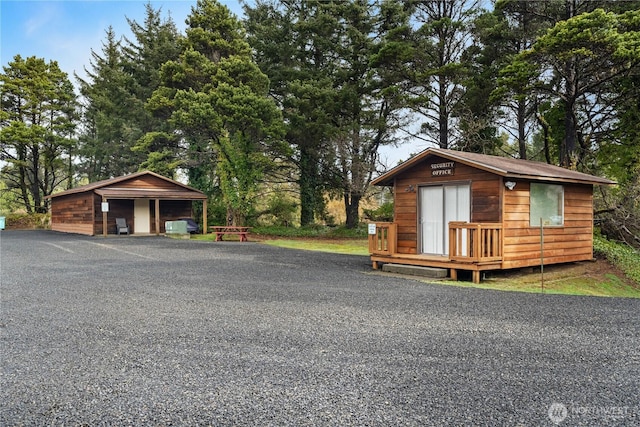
(47, 171), (207, 236)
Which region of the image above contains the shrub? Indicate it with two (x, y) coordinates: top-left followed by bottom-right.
(3, 213), (50, 230)
(363, 201), (394, 222)
(593, 234), (640, 284)
(261, 192), (298, 226)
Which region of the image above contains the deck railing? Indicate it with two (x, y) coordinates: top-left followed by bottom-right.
(368, 222), (397, 255)
(449, 222), (502, 263)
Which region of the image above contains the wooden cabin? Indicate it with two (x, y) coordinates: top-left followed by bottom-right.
(368, 148), (615, 283)
(47, 171), (207, 236)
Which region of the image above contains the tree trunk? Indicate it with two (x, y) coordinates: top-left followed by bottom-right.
(559, 0), (578, 168)
(535, 109), (552, 164)
(18, 166), (32, 214)
(438, 77), (449, 149)
(227, 207), (245, 227)
(344, 192), (361, 229)
(31, 145), (43, 213)
(517, 99), (527, 159)
(561, 98), (576, 167)
(67, 151), (74, 190)
(299, 147), (318, 226)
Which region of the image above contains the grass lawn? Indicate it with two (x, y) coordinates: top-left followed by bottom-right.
(193, 234), (369, 255)
(192, 225), (370, 255)
(436, 261), (640, 298)
(260, 238), (369, 256)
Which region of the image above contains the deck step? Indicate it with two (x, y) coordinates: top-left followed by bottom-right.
(382, 263), (448, 279)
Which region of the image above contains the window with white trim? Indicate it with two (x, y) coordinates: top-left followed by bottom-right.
(530, 183), (564, 226)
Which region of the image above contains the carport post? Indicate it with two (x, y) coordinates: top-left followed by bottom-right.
(202, 199), (207, 234)
(102, 197), (108, 237)
(155, 199), (160, 236)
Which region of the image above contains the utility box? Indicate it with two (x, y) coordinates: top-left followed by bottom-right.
(0, 217), (5, 230)
(165, 220), (188, 235)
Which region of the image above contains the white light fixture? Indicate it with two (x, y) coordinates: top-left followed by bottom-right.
(505, 181), (516, 190)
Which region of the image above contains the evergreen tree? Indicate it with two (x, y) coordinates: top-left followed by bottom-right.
(492, 0), (640, 166)
(595, 55), (640, 248)
(76, 6), (181, 181)
(244, 0), (340, 226)
(123, 3), (182, 176)
(330, 0), (411, 228)
(147, 0), (287, 225)
(470, 0), (557, 158)
(245, 0), (412, 228)
(1, 55), (78, 212)
(76, 27), (138, 180)
(498, 8), (640, 168)
(409, 0), (480, 149)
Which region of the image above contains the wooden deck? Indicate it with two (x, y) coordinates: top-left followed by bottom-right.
(368, 222), (503, 283)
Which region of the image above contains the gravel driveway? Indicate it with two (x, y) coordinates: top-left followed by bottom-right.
(1, 230), (639, 426)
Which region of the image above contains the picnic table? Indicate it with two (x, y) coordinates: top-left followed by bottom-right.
(210, 226), (251, 242)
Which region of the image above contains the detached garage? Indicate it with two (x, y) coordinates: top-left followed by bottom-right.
(47, 171), (207, 236)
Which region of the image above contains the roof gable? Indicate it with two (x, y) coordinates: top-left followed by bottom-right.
(372, 148), (616, 186)
(47, 171), (206, 199)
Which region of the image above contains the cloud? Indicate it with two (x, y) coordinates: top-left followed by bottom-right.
(23, 3), (62, 37)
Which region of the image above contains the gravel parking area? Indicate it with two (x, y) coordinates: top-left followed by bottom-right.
(1, 230), (639, 425)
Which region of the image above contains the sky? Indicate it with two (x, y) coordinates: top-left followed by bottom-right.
(0, 0), (418, 167)
(1, 0), (244, 80)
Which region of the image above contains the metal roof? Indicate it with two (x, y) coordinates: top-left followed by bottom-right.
(372, 148), (616, 186)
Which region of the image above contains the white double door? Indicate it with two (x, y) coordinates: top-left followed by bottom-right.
(419, 184), (470, 255)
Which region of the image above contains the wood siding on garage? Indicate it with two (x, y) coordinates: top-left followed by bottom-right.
(502, 181), (594, 269)
(392, 156), (502, 255)
(91, 197), (134, 236)
(90, 198), (194, 235)
(151, 200), (194, 234)
(50, 192), (95, 235)
(117, 175), (179, 190)
(48, 171), (207, 236)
